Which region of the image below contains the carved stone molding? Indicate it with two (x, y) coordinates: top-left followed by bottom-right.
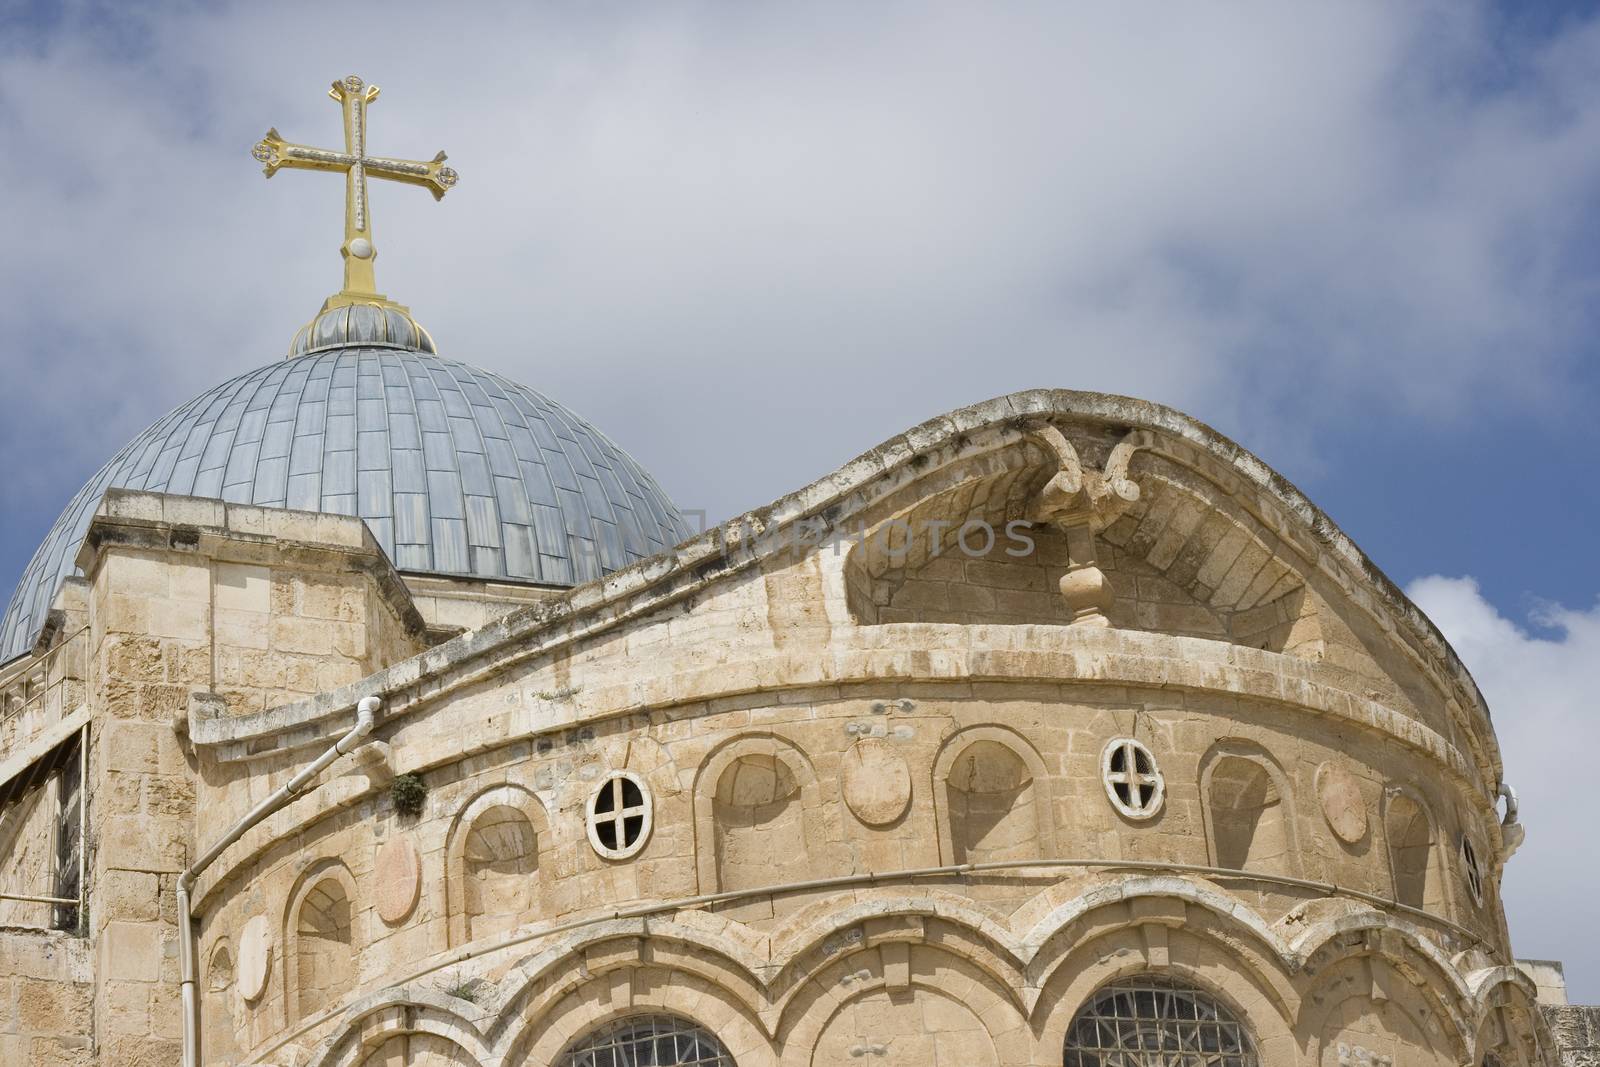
(1026, 424), (1150, 626)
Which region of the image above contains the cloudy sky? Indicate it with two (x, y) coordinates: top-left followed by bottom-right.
(3, 0), (1600, 1001)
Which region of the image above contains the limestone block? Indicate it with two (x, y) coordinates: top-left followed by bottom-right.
(100, 924), (161, 983)
(17, 979), (91, 1032)
(144, 600), (208, 642)
(842, 739), (912, 827)
(1318, 762), (1370, 845)
(215, 608), (270, 651)
(99, 871), (160, 923)
(214, 563), (271, 613)
(104, 637), (164, 683)
(374, 836), (422, 925)
(102, 721), (161, 774)
(237, 915), (272, 1002)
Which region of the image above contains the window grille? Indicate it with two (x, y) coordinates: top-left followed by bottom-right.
(558, 1014), (734, 1067)
(1063, 975), (1259, 1067)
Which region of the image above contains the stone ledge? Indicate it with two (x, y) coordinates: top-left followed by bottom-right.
(185, 391), (1500, 784)
(78, 488), (429, 644)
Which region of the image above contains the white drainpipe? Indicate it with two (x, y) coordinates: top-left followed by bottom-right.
(177, 695), (380, 1067)
(1498, 781), (1525, 861)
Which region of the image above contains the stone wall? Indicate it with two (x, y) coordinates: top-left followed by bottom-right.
(1547, 1006), (1600, 1067)
(166, 392), (1536, 1063)
(0, 929), (93, 1065)
(0, 390), (1545, 1066)
(70, 492), (433, 1065)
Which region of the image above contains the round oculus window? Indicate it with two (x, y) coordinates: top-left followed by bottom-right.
(587, 772), (652, 860)
(1101, 737), (1165, 820)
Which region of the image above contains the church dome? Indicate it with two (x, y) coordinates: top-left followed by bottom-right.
(0, 345), (691, 662)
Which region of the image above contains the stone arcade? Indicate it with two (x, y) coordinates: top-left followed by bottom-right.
(1, 73), (1597, 1067)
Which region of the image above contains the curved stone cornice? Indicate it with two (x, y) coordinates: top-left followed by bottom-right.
(185, 620), (1492, 914)
(190, 391), (1500, 772)
(281, 879), (1542, 1067)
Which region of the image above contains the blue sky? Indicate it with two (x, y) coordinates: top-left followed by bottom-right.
(2, 1), (1599, 1001)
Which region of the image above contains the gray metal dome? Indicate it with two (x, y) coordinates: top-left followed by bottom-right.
(1, 347), (691, 662)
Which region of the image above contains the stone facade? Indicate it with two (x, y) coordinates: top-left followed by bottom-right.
(0, 389), (1588, 1065)
(1545, 1007), (1600, 1067)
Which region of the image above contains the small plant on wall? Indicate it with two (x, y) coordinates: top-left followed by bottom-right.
(391, 772), (427, 817)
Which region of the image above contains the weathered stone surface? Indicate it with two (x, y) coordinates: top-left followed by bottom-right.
(374, 836), (421, 925)
(842, 738), (913, 827)
(6, 385), (1586, 1066)
(236, 915), (271, 1003)
(1317, 761), (1370, 845)
(1545, 1006), (1600, 1066)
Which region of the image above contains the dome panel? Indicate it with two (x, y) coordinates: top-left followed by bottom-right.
(0, 349), (690, 663)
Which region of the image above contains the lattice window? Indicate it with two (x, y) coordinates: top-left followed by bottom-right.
(1459, 834), (1484, 905)
(1102, 738), (1164, 820)
(586, 772), (652, 859)
(1063, 975), (1259, 1067)
(558, 1014), (734, 1067)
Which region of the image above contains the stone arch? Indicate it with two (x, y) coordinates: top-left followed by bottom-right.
(1476, 1007), (1532, 1067)
(1291, 911), (1473, 1012)
(490, 920), (771, 1036)
(444, 783), (551, 947)
(1200, 741), (1299, 878)
(776, 942), (1028, 1067)
(1033, 924), (1298, 1065)
(1301, 953), (1464, 1066)
(1468, 970), (1548, 1067)
(693, 734), (829, 896)
(1293, 916), (1494, 1064)
(930, 725), (1054, 867)
(764, 897), (1027, 1017)
(358, 1033), (479, 1066)
(311, 996), (491, 1067)
(1382, 786), (1445, 912)
(500, 966), (774, 1067)
(284, 860), (359, 1026)
(203, 937), (240, 1064)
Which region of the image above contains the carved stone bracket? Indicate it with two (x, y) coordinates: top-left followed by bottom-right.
(1026, 425), (1150, 627)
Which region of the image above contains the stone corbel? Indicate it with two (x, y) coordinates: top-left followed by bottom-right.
(1026, 425), (1150, 626)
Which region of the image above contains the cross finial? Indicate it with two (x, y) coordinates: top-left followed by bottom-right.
(252, 74), (458, 312)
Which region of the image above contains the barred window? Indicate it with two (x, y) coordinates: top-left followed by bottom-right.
(558, 1014), (734, 1067)
(1063, 976), (1259, 1067)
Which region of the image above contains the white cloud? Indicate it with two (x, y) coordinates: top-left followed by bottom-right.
(0, 0), (1597, 1007)
(2, 2), (1600, 529)
(1407, 574), (1600, 1004)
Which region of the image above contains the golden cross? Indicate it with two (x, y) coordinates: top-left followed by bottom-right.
(252, 74), (458, 309)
